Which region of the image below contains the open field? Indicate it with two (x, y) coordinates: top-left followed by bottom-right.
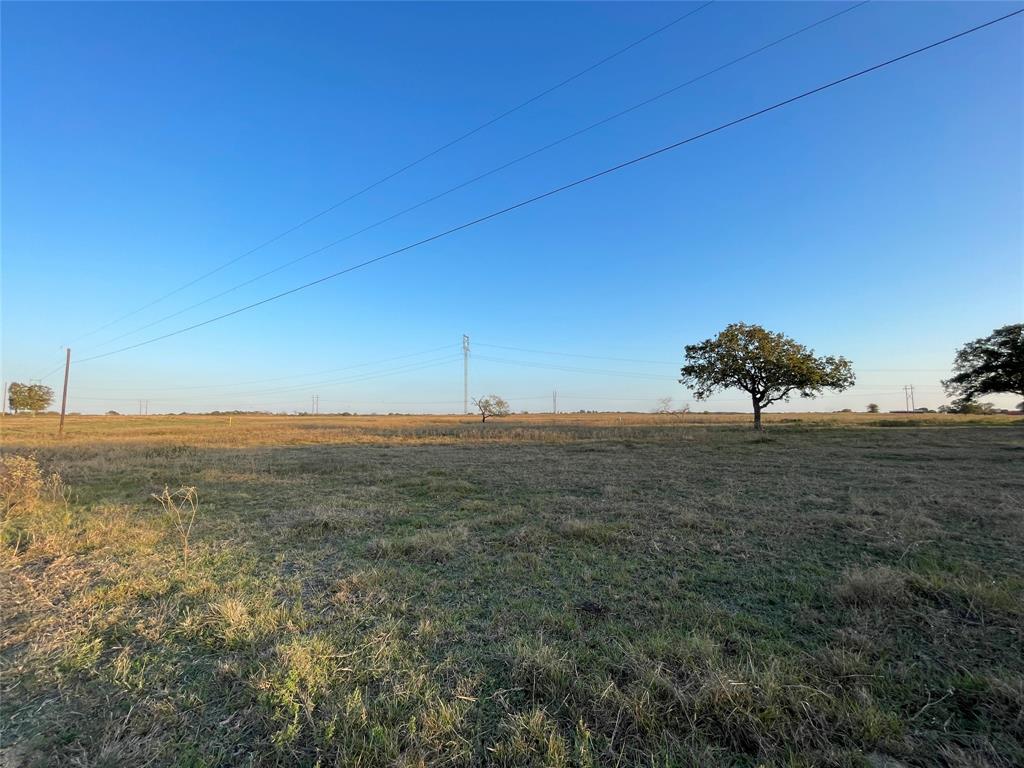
(2, 413), (1022, 767)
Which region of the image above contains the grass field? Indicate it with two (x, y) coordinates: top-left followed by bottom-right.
(1, 413), (1022, 767)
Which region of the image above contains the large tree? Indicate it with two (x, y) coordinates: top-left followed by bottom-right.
(943, 323), (1024, 409)
(679, 323), (855, 430)
(8, 383), (54, 415)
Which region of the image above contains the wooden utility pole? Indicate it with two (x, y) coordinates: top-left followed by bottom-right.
(58, 348), (71, 436)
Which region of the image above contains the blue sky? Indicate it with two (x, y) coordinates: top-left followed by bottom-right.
(2, 1), (1021, 414)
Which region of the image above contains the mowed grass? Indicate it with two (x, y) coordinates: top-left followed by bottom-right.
(1, 413), (1022, 767)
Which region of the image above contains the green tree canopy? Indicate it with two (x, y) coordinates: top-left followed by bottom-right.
(8, 383), (54, 415)
(943, 323), (1024, 409)
(679, 323), (855, 430)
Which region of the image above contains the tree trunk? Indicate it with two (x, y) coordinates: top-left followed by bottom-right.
(481, 413), (487, 423)
(752, 398), (762, 431)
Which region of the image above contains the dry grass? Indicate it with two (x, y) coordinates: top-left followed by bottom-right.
(1, 410), (1014, 449)
(0, 454), (44, 518)
(0, 412), (1021, 766)
(836, 566), (909, 607)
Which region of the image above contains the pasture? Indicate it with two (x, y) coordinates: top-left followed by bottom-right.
(1, 413), (1022, 766)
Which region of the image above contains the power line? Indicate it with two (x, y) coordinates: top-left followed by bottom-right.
(73, 8), (1024, 365)
(208, 355), (464, 399)
(36, 362), (68, 382)
(470, 357), (924, 393)
(474, 354), (676, 381)
(75, 354), (463, 403)
(69, 3), (715, 345)
(71, 344), (456, 394)
(69, 356), (465, 409)
(86, 1), (864, 352)
(83, 1), (867, 352)
(476, 342), (675, 365)
(474, 342), (948, 372)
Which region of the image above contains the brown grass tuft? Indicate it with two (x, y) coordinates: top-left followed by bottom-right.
(836, 566), (908, 607)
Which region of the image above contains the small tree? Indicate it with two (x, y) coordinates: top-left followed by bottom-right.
(8, 383), (54, 415)
(654, 396), (674, 414)
(653, 396), (689, 418)
(866, 403), (879, 413)
(679, 323), (855, 430)
(472, 395), (510, 423)
(943, 323), (1024, 407)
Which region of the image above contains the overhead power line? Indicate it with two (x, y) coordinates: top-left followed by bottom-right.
(70, 2), (715, 345)
(204, 355), (463, 400)
(85, 0), (866, 352)
(72, 343), (456, 394)
(473, 357), (910, 389)
(73, 7), (1024, 366)
(475, 342), (675, 365)
(474, 353), (675, 381)
(473, 342), (948, 372)
(36, 361), (69, 382)
(71, 355), (463, 406)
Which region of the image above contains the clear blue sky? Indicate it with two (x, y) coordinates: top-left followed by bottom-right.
(2, 1), (1021, 414)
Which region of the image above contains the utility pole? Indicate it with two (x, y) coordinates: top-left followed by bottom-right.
(552, 390), (557, 414)
(909, 385), (915, 412)
(57, 348), (71, 436)
(462, 334), (470, 415)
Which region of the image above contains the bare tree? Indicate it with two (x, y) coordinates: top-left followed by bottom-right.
(472, 395), (510, 423)
(653, 397), (690, 418)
